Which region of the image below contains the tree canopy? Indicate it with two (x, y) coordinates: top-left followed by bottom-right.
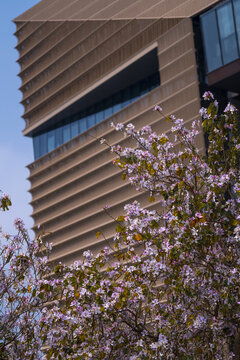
(1, 92), (240, 359)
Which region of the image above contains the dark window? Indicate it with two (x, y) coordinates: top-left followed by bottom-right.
(79, 116), (87, 133)
(55, 127), (63, 148)
(201, 0), (240, 73)
(33, 136), (40, 159)
(104, 98), (113, 118)
(63, 124), (71, 143)
(113, 92), (122, 113)
(131, 82), (140, 101)
(201, 10), (222, 72)
(71, 121), (79, 138)
(140, 78), (148, 96)
(95, 103), (104, 123)
(47, 130), (55, 152)
(233, 0), (240, 49)
(32, 51), (160, 160)
(39, 133), (47, 157)
(87, 107), (96, 128)
(122, 87), (131, 108)
(217, 2), (238, 64)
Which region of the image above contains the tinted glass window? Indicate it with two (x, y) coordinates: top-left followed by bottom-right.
(113, 93), (122, 113)
(55, 127), (63, 147)
(33, 70), (160, 159)
(47, 130), (55, 152)
(71, 121), (79, 138)
(140, 78), (148, 95)
(63, 124), (71, 143)
(87, 114), (95, 128)
(33, 136), (40, 159)
(149, 73), (159, 90)
(201, 11), (222, 72)
(104, 98), (113, 118)
(79, 117), (87, 133)
(131, 83), (140, 101)
(96, 110), (104, 123)
(217, 2), (238, 64)
(233, 0), (240, 49)
(122, 88), (131, 108)
(39, 133), (47, 157)
(201, 0), (240, 73)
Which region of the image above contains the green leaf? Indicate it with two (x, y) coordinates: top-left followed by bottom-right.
(117, 216), (125, 222)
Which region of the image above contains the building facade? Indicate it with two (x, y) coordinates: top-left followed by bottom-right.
(14, 0), (240, 264)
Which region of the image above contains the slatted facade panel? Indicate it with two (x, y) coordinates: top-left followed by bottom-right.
(19, 21), (126, 97)
(164, 0), (220, 18)
(20, 20), (152, 105)
(14, 0), (221, 135)
(16, 22), (60, 57)
(15, 16), (205, 264)
(21, 19), (179, 132)
(15, 0), (57, 20)
(28, 0), (79, 20)
(90, 0), (154, 20)
(18, 21), (106, 87)
(48, 0), (109, 20)
(17, 22), (79, 74)
(14, 21), (43, 44)
(14, 0), (220, 21)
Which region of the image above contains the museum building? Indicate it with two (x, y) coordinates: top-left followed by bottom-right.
(14, 0), (240, 264)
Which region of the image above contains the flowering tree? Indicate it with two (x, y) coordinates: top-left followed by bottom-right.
(0, 193), (51, 359)
(1, 94), (240, 359)
(38, 93), (240, 359)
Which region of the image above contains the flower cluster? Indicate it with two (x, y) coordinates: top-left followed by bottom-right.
(1, 95), (240, 359)
(37, 95), (240, 359)
(0, 218), (52, 359)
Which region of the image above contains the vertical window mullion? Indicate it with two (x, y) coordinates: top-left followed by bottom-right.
(215, 8), (224, 66)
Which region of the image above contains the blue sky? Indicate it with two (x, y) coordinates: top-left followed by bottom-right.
(0, 0), (40, 234)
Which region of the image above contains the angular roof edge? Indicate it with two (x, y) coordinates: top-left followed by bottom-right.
(13, 0), (220, 22)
